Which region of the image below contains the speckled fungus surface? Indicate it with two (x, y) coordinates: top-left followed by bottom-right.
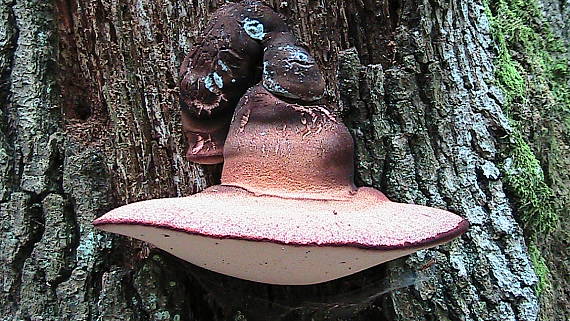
(93, 0), (469, 285)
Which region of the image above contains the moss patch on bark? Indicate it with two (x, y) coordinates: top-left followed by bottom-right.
(485, 0), (570, 313)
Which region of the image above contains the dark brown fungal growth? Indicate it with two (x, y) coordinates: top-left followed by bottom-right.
(179, 2), (262, 164)
(262, 42), (325, 101)
(181, 111), (230, 164)
(179, 0), (325, 164)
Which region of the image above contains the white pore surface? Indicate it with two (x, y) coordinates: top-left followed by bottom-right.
(98, 224), (437, 285)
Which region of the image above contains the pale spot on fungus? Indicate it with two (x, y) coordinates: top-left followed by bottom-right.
(202, 74), (217, 93)
(217, 60), (229, 71)
(242, 17), (266, 40)
(212, 72), (223, 89)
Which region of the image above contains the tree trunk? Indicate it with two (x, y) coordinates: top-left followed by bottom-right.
(1, 0), (567, 320)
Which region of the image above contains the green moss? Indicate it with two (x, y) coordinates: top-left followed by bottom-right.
(487, 0), (563, 235)
(501, 129), (558, 235)
(529, 243), (551, 296)
(485, 0), (570, 297)
(495, 50), (525, 106)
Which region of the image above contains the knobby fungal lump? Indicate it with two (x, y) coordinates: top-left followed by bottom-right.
(93, 1), (469, 285)
(178, 1), (322, 164)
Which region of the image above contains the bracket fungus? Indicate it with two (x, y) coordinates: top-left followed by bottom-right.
(93, 1), (469, 285)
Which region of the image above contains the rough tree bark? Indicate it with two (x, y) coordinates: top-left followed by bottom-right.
(0, 0), (567, 321)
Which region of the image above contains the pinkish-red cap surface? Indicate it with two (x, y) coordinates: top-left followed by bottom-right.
(93, 185), (468, 249)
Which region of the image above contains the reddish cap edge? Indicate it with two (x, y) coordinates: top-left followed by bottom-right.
(93, 218), (469, 251)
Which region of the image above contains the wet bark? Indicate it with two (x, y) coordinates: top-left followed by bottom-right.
(0, 0), (565, 320)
